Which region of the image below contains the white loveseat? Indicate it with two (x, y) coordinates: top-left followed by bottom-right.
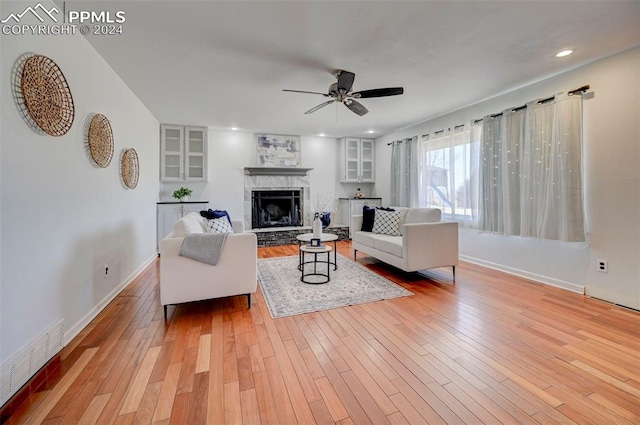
(159, 212), (257, 319)
(352, 207), (458, 278)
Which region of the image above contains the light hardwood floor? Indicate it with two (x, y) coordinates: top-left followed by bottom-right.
(3, 241), (639, 424)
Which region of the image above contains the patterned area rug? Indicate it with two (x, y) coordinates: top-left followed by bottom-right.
(258, 254), (413, 318)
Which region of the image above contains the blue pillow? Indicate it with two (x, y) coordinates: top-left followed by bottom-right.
(200, 209), (232, 225)
(361, 206), (376, 232)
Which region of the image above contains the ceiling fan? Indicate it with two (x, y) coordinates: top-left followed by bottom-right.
(283, 70), (403, 116)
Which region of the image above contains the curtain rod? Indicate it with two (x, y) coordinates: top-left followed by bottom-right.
(389, 123), (466, 145)
(420, 123), (465, 139)
(387, 136), (417, 146)
(389, 84), (590, 144)
(473, 84), (590, 124)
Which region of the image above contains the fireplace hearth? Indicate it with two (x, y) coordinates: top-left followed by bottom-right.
(252, 190), (302, 229)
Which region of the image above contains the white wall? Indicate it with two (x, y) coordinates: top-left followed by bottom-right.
(0, 14), (160, 362)
(376, 47), (640, 309)
(160, 131), (342, 222)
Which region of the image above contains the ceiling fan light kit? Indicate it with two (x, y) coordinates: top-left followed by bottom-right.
(284, 70), (404, 116)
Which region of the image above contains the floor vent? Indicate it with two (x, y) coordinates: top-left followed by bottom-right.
(0, 319), (64, 407)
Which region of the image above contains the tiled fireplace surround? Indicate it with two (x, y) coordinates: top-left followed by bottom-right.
(243, 171), (349, 246)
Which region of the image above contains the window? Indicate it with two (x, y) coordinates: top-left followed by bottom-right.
(418, 125), (481, 224)
(411, 92), (584, 242)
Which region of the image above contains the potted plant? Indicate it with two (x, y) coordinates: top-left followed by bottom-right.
(173, 187), (193, 202)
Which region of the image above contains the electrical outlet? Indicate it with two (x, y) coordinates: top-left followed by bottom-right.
(104, 265), (109, 278)
(597, 259), (608, 273)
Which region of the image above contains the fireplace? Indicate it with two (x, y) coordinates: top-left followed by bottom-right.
(252, 190), (303, 229)
(244, 168), (311, 229)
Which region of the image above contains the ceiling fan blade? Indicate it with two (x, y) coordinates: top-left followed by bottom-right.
(304, 99), (336, 114)
(344, 99), (368, 116)
(337, 71), (355, 93)
(283, 89), (327, 96)
(353, 87), (404, 98)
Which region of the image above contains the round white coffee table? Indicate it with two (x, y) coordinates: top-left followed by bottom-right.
(296, 233), (338, 271)
(299, 245), (332, 284)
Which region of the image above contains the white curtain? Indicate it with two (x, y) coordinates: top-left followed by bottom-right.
(503, 108), (526, 235)
(407, 137), (419, 207)
(390, 137), (419, 207)
(479, 93), (585, 242)
(479, 116), (503, 232)
(390, 141), (401, 206)
(478, 109), (526, 234)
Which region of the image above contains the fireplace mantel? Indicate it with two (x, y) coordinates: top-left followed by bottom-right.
(244, 167), (313, 176)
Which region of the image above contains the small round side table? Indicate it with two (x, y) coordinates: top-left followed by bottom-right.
(296, 233), (338, 271)
(299, 245), (332, 284)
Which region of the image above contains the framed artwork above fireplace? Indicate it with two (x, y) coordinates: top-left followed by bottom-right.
(256, 134), (301, 167)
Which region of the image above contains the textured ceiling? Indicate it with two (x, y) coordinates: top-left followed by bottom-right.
(82, 1), (640, 138)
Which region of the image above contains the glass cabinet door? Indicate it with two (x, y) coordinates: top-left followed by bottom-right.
(360, 139), (375, 182)
(161, 125), (184, 181)
(345, 138), (360, 182)
(185, 127), (206, 180)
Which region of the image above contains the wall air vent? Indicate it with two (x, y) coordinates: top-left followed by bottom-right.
(0, 319), (64, 406)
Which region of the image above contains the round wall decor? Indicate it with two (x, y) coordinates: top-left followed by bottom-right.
(87, 114), (114, 168)
(20, 54), (75, 136)
(120, 148), (139, 189)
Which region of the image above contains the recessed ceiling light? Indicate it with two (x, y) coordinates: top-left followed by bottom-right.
(556, 50), (573, 58)
(367, 130), (376, 134)
(318, 133), (326, 137)
(231, 127), (238, 131)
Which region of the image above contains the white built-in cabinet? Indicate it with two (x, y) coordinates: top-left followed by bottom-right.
(156, 202), (208, 252)
(160, 124), (207, 181)
(340, 138), (375, 183)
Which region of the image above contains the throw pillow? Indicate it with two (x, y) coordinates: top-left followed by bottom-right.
(206, 217), (234, 234)
(173, 213), (205, 237)
(392, 207), (409, 235)
(361, 206), (376, 232)
(200, 209), (232, 225)
(372, 209), (401, 236)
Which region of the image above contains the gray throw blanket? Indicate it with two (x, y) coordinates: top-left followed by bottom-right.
(179, 233), (228, 265)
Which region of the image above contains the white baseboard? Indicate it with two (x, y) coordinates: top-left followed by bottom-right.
(459, 255), (585, 294)
(63, 254), (157, 346)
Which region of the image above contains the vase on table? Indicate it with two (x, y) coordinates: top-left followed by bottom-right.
(313, 213), (322, 238)
(319, 212), (331, 229)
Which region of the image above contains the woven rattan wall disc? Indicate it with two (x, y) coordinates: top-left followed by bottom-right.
(121, 148), (139, 189)
(88, 114), (114, 168)
(20, 55), (74, 136)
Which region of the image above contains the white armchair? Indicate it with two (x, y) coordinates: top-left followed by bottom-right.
(159, 213), (257, 319)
